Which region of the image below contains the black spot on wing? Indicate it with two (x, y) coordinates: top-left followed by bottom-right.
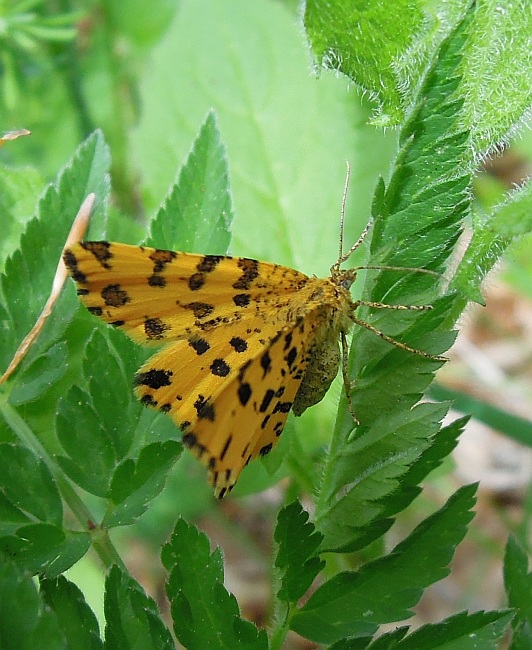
(188, 337), (210, 355)
(149, 249), (177, 272)
(274, 401), (292, 414)
(260, 350), (272, 376)
(194, 394), (215, 421)
(182, 431), (196, 447)
(220, 435), (232, 461)
(135, 368), (173, 389)
(233, 258), (259, 290)
(102, 284), (130, 307)
(238, 383), (252, 406)
(63, 250), (87, 283)
(82, 241), (113, 268)
(140, 394), (158, 407)
(259, 389), (275, 413)
(144, 317), (171, 340)
(233, 293), (250, 307)
(230, 336), (247, 352)
(197, 255), (225, 272)
(210, 358), (231, 377)
(285, 346), (297, 368)
(183, 301), (214, 319)
(188, 273), (205, 291)
(148, 274), (166, 287)
(259, 443), (273, 457)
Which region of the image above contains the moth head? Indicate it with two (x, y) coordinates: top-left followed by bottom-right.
(335, 268), (357, 290)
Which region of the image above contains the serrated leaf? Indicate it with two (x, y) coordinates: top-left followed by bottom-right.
(103, 565), (174, 650)
(146, 111), (233, 253)
(55, 331), (145, 497)
(274, 501), (325, 603)
(450, 181), (532, 313)
(85, 331), (146, 459)
(0, 560), (64, 650)
(396, 415), (467, 491)
(316, 11), (471, 552)
(0, 443), (62, 526)
(40, 575), (103, 649)
(305, 0), (425, 124)
(374, 609), (513, 649)
(56, 384), (120, 497)
(329, 636), (376, 650)
(305, 1), (469, 127)
(162, 518), (268, 650)
(0, 524), (90, 577)
(0, 131), (110, 377)
(291, 485), (477, 644)
(8, 342), (68, 405)
(104, 441), (182, 528)
(317, 402), (449, 551)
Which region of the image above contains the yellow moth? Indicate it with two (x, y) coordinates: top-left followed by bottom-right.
(63, 192), (443, 498)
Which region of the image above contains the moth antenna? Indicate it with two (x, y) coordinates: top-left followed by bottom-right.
(338, 161), (351, 264)
(332, 162), (374, 277)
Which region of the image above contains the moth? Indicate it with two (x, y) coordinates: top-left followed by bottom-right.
(64, 194), (443, 498)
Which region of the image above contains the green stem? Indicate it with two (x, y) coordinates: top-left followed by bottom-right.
(269, 601), (293, 650)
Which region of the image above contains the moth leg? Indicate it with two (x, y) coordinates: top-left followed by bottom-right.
(341, 330), (359, 425)
(350, 312), (447, 361)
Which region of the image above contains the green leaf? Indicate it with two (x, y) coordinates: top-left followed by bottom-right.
(0, 524), (90, 577)
(315, 8), (472, 552)
(504, 537), (532, 648)
(103, 565), (174, 650)
(146, 111), (233, 254)
(450, 181), (532, 311)
(104, 441), (182, 528)
(8, 342), (68, 405)
(317, 402), (449, 551)
(105, 0), (179, 48)
(305, 1), (469, 126)
(162, 518), (268, 650)
(0, 131), (110, 378)
(274, 501), (325, 602)
(461, 0), (532, 156)
(0, 162), (43, 271)
(40, 576), (103, 649)
(134, 0), (393, 273)
(56, 384), (119, 497)
(397, 415), (468, 490)
(329, 636), (376, 650)
(0, 560), (64, 650)
(367, 416), (469, 537)
(305, 0), (423, 124)
(0, 443), (62, 527)
(55, 331), (144, 497)
(370, 610), (513, 649)
(291, 485), (477, 644)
